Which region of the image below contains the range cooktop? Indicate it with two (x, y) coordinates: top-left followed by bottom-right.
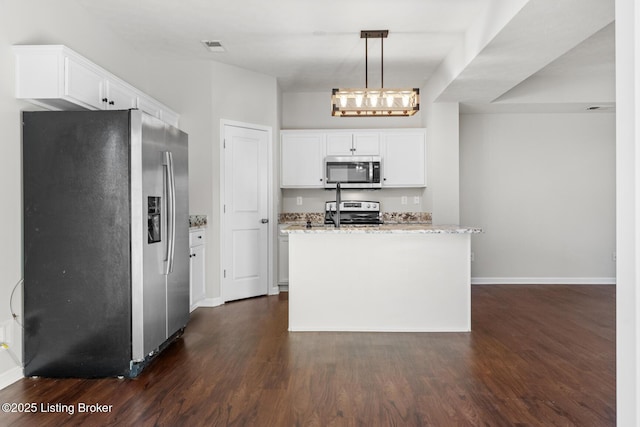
(324, 200), (383, 225)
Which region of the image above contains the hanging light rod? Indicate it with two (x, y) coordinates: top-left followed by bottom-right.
(331, 30), (420, 117)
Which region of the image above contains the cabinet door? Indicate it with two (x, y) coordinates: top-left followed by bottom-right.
(104, 79), (137, 110)
(138, 95), (180, 128)
(281, 132), (325, 188)
(189, 244), (206, 310)
(382, 131), (426, 187)
(326, 133), (354, 156)
(64, 56), (103, 109)
(353, 132), (380, 155)
(161, 109), (180, 129)
(137, 95), (163, 119)
(278, 236), (289, 285)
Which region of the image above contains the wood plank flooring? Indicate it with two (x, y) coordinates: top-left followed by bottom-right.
(0, 285), (615, 426)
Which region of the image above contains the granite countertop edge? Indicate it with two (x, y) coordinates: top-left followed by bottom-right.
(281, 224), (482, 234)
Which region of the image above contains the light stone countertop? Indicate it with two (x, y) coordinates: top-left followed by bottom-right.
(189, 215), (208, 229)
(278, 211), (433, 225)
(281, 223), (482, 234)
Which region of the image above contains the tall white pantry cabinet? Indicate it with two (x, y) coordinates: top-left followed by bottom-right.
(280, 129), (427, 188)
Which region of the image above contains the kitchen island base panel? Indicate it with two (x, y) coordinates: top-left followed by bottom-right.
(288, 233), (471, 332)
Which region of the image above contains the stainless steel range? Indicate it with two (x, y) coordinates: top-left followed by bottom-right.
(325, 200), (383, 225)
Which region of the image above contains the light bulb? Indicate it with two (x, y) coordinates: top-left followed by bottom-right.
(402, 95), (410, 107)
(340, 95), (347, 108)
(355, 94), (364, 107)
(386, 94), (394, 108)
(369, 93), (379, 107)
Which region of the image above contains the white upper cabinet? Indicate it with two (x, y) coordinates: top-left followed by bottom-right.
(280, 128), (426, 188)
(14, 45), (179, 127)
(63, 56), (136, 111)
(103, 79), (137, 110)
(280, 131), (326, 188)
(137, 95), (179, 128)
(64, 55), (104, 109)
(382, 130), (427, 187)
(352, 132), (381, 155)
(325, 133), (353, 156)
(325, 131), (380, 156)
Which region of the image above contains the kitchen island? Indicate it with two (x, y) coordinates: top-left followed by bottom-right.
(282, 224), (481, 332)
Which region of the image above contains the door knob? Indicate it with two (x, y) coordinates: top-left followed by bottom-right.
(261, 218), (269, 224)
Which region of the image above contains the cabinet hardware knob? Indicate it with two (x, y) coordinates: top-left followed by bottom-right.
(109, 100), (115, 105)
(102, 98), (108, 103)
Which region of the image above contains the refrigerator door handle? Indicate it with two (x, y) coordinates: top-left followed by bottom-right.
(163, 151), (176, 275)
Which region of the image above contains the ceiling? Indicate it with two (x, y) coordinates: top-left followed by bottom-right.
(75, 0), (615, 110)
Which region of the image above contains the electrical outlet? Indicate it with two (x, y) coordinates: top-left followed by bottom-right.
(401, 196), (407, 205)
(413, 196), (420, 205)
(0, 320), (13, 348)
(296, 196), (303, 206)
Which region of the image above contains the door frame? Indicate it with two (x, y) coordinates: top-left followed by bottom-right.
(219, 119), (276, 302)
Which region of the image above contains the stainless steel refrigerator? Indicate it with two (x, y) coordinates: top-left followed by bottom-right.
(22, 109), (189, 378)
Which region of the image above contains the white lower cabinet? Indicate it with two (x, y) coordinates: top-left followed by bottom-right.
(278, 226), (289, 287)
(189, 229), (206, 311)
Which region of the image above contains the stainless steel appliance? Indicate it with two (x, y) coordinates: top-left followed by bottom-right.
(22, 109), (189, 378)
(324, 156), (382, 189)
(325, 201), (383, 225)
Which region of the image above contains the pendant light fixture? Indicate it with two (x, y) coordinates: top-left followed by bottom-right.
(331, 30), (420, 117)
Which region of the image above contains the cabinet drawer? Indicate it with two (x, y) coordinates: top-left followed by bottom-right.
(189, 229), (206, 247)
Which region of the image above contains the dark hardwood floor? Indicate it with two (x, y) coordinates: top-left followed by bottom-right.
(0, 285), (615, 426)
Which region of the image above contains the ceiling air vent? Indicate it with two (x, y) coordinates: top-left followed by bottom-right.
(201, 40), (225, 52)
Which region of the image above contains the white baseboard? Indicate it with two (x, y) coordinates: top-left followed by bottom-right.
(195, 297), (224, 308)
(268, 286), (280, 296)
(471, 277), (616, 285)
(0, 366), (22, 390)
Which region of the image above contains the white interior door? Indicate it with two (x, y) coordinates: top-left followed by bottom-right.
(223, 124), (269, 301)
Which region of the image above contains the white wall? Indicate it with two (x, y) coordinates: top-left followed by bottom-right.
(615, 0), (640, 423)
(280, 91), (435, 216)
(460, 112), (616, 282)
(0, 9), (25, 385)
(0, 0), (279, 384)
(425, 102), (460, 224)
(210, 62), (279, 300)
(0, 0), (167, 388)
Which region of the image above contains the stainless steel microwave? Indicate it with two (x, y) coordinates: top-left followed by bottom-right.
(324, 156), (382, 189)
